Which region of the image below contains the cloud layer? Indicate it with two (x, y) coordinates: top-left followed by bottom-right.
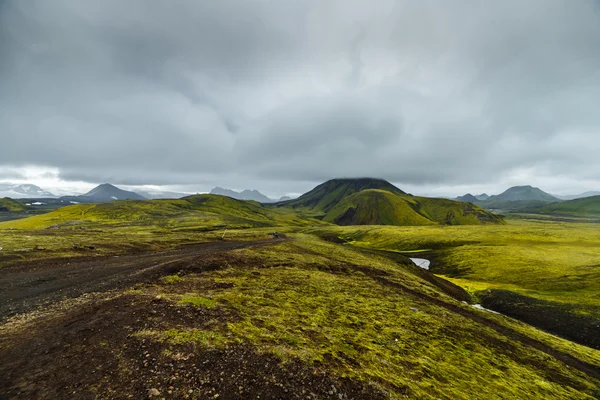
(1, 0), (599, 196)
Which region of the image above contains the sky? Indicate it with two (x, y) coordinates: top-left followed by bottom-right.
(1, 0), (599, 198)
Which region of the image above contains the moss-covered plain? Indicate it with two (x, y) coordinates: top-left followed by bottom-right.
(2, 192), (600, 397)
(309, 219), (600, 346)
(134, 235), (600, 399)
(0, 194), (323, 264)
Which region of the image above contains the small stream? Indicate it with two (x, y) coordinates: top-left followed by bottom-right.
(409, 257), (501, 315)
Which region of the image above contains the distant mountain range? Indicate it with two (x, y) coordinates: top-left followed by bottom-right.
(455, 194), (479, 203)
(136, 190), (189, 199)
(555, 191), (600, 201)
(209, 187), (280, 203)
(453, 185), (565, 212)
(60, 184), (147, 203)
(0, 183), (56, 198)
(486, 186), (560, 202)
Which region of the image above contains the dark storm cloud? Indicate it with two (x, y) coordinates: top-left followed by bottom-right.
(1, 0), (600, 195)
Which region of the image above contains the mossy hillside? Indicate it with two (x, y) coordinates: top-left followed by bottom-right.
(274, 178), (406, 213)
(542, 195), (600, 215)
(0, 198), (28, 212)
(310, 221), (600, 342)
(0, 194), (320, 231)
(323, 189), (504, 226)
(323, 189), (435, 226)
(138, 235), (600, 399)
(413, 195), (505, 225)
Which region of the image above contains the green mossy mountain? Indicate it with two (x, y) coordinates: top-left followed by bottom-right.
(0, 197), (28, 212)
(542, 195), (600, 215)
(275, 178), (406, 212)
(324, 189), (503, 226)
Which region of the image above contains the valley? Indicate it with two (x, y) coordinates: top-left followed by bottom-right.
(1, 178), (600, 399)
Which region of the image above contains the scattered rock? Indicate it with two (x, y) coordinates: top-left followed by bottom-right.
(410, 307), (419, 312)
(148, 388), (160, 397)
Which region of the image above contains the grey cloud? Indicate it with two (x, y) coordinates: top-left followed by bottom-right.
(1, 0), (599, 196)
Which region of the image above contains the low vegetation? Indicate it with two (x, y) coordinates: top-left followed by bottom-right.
(324, 189), (503, 226)
(542, 195), (600, 215)
(311, 218), (600, 347)
(0, 197), (28, 212)
(3, 178), (600, 398)
(127, 235), (600, 399)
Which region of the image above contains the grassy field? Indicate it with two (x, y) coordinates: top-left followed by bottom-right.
(2, 193), (600, 397)
(309, 218), (600, 347)
(0, 194), (325, 264)
(126, 234), (600, 399)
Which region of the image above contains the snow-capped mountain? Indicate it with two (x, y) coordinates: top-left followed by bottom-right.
(0, 183), (56, 198)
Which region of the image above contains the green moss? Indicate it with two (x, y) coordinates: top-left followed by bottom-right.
(160, 274), (182, 285)
(138, 235), (600, 399)
(322, 189), (503, 227)
(542, 195), (600, 215)
(310, 221), (600, 340)
(0, 198), (28, 212)
(178, 294), (217, 308)
(137, 329), (227, 346)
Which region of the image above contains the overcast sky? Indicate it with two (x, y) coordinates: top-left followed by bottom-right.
(1, 0), (599, 198)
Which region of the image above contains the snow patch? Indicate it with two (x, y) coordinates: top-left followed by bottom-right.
(472, 304), (501, 314)
(410, 258), (430, 270)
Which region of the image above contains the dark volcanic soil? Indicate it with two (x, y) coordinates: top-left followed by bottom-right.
(0, 240), (273, 321)
(0, 271), (386, 399)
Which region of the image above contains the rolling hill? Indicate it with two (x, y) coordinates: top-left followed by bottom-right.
(542, 195), (600, 215)
(274, 178), (406, 212)
(478, 186), (561, 212)
(324, 189), (503, 226)
(0, 194), (318, 230)
(0, 198), (28, 212)
(2, 178), (505, 229)
(556, 191), (600, 201)
(323, 190), (434, 226)
(486, 185), (559, 202)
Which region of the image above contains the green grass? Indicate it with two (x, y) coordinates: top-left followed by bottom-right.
(136, 234), (600, 399)
(160, 274), (183, 285)
(178, 294), (217, 308)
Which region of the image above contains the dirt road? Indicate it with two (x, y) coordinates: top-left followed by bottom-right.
(0, 240), (273, 321)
